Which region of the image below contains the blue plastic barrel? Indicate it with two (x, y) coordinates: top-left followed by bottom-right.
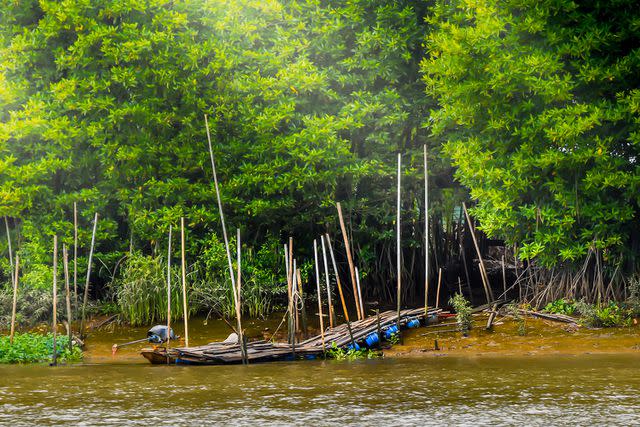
(347, 342), (361, 351)
(365, 332), (379, 347)
(383, 324), (399, 339)
(407, 318), (420, 329)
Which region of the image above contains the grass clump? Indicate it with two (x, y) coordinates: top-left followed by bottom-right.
(449, 293), (473, 336)
(507, 303), (526, 336)
(326, 343), (380, 361)
(0, 333), (83, 364)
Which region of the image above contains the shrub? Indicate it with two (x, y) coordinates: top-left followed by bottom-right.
(0, 333), (83, 364)
(543, 299), (576, 316)
(449, 293), (473, 336)
(575, 301), (626, 327)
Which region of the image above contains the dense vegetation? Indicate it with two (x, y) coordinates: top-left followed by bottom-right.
(1, 0), (639, 325)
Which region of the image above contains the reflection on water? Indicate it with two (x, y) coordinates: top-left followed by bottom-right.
(1, 354), (639, 425)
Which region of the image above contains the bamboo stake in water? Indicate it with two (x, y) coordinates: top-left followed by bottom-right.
(320, 236), (335, 328)
(9, 255), (19, 344)
(181, 218), (189, 348)
(80, 213), (98, 335)
(296, 267), (307, 336)
(166, 225), (172, 364)
(424, 144), (429, 316)
(52, 235), (58, 366)
(325, 233), (356, 347)
(204, 115), (239, 325)
(73, 202), (78, 310)
(462, 203), (494, 303)
(436, 267), (442, 309)
(63, 245), (72, 352)
(336, 202), (362, 320)
(313, 240), (325, 351)
(355, 267), (364, 318)
(5, 217), (13, 285)
(396, 153), (402, 330)
(236, 228), (247, 364)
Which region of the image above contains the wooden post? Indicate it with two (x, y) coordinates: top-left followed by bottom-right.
(336, 202), (362, 320)
(325, 233), (356, 347)
(355, 266), (364, 318)
(284, 243), (293, 344)
(396, 153), (402, 330)
(80, 212), (98, 336)
(9, 255), (19, 344)
(462, 203), (494, 302)
(320, 236), (335, 328)
(296, 267), (307, 336)
(63, 245), (72, 352)
(204, 114), (240, 333)
(167, 225), (172, 364)
(73, 202), (78, 310)
(52, 235), (58, 366)
(181, 218), (189, 348)
(435, 267), (442, 309)
(236, 228), (247, 364)
(313, 240), (325, 352)
(424, 144), (429, 317)
(4, 216), (13, 285)
(293, 259), (299, 334)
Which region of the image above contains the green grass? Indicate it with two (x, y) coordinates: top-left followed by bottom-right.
(0, 333), (83, 364)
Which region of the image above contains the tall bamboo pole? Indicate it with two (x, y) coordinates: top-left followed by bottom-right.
(80, 213), (98, 335)
(167, 225), (172, 363)
(181, 218), (189, 348)
(355, 267), (364, 319)
(325, 233), (356, 347)
(63, 244), (72, 351)
(296, 267), (307, 336)
(313, 240), (325, 351)
(336, 202), (362, 320)
(204, 114), (240, 340)
(52, 235), (58, 366)
(424, 144), (429, 316)
(462, 203), (494, 302)
(396, 153), (402, 330)
(9, 255), (19, 344)
(320, 236), (335, 328)
(5, 217), (13, 285)
(284, 243), (293, 343)
(73, 202), (78, 310)
(236, 228), (247, 364)
(436, 267), (442, 309)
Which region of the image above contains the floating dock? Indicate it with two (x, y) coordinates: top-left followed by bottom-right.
(142, 307), (442, 365)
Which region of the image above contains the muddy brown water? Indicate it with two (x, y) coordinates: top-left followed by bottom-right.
(2, 316), (640, 425)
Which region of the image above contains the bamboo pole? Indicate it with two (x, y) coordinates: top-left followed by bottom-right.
(501, 255), (507, 297)
(284, 243), (293, 344)
(462, 203), (494, 303)
(181, 218), (189, 348)
(9, 255), (19, 344)
(435, 267), (442, 309)
(73, 202), (78, 310)
(424, 144), (429, 317)
(167, 225), (172, 364)
(5, 216), (13, 285)
(320, 236), (335, 328)
(52, 235), (58, 366)
(293, 259), (299, 334)
(236, 228), (247, 364)
(287, 238), (294, 344)
(355, 266), (364, 318)
(325, 233), (356, 347)
(336, 202), (362, 320)
(63, 245), (72, 352)
(296, 267), (307, 336)
(313, 239), (325, 352)
(396, 153), (402, 330)
(80, 212), (98, 336)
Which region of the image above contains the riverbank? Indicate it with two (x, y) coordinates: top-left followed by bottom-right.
(387, 313), (640, 358)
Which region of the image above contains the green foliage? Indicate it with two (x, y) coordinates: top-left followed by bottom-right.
(326, 342), (380, 361)
(449, 293), (472, 335)
(0, 333), (83, 364)
(575, 301), (627, 328)
(627, 277), (640, 317)
(424, 0), (640, 268)
(0, 286), (53, 328)
(543, 299), (576, 316)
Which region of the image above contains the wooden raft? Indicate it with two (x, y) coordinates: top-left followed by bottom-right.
(142, 307), (441, 365)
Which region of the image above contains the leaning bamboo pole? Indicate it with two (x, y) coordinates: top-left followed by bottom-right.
(5, 217), (13, 285)
(320, 236), (335, 328)
(462, 203), (494, 303)
(63, 245), (72, 352)
(396, 153), (402, 330)
(336, 202), (362, 320)
(325, 233), (356, 347)
(355, 267), (364, 318)
(296, 267), (307, 336)
(424, 144), (429, 316)
(313, 239), (325, 352)
(236, 228), (247, 364)
(80, 213), (98, 336)
(181, 218), (189, 348)
(167, 225), (172, 364)
(52, 235), (58, 366)
(9, 255), (19, 344)
(435, 267), (442, 309)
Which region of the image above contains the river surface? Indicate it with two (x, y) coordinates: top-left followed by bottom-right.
(1, 318), (640, 425)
